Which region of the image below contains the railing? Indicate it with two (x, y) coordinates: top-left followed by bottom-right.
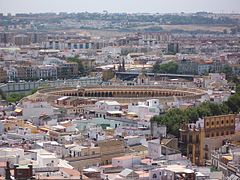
(34, 167), (59, 172)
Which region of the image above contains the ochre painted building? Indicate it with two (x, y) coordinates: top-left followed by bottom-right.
(180, 114), (237, 166)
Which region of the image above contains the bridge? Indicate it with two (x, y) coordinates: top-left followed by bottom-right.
(116, 72), (196, 81)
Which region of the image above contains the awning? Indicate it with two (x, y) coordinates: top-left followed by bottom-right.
(14, 108), (22, 113)
(127, 112), (137, 116)
(107, 111), (123, 115)
(39, 127), (50, 132)
(57, 96), (69, 101)
(222, 155), (233, 161)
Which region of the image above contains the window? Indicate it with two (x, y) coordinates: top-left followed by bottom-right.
(152, 174), (157, 178)
(196, 135), (199, 143)
(189, 135), (192, 143)
(205, 145), (208, 151)
(205, 153), (208, 159)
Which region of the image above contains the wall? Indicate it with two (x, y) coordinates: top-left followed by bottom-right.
(112, 156), (141, 168)
(0, 77), (102, 93)
(22, 101), (54, 120)
(150, 121), (167, 138)
(204, 133), (240, 160)
(148, 139), (161, 160)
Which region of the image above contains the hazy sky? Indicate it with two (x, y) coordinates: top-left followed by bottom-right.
(0, 0), (240, 14)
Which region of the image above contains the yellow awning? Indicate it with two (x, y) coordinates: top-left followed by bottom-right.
(14, 108), (22, 113)
(127, 112), (137, 115)
(222, 155), (233, 161)
(39, 127), (49, 131)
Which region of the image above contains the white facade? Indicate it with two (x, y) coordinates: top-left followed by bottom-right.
(95, 100), (120, 111)
(16, 126), (32, 135)
(0, 121), (3, 134)
(125, 54), (134, 64)
(43, 40), (93, 50)
(112, 156), (141, 168)
(151, 121), (167, 138)
(102, 46), (121, 56)
(59, 121), (77, 133)
(0, 148), (24, 159)
(149, 165), (194, 180)
(128, 99), (163, 120)
(20, 100), (55, 120)
(0, 148), (24, 166)
(43, 57), (64, 65)
(203, 73), (228, 90)
(87, 125), (106, 141)
(149, 168), (174, 180)
(36, 65), (57, 79)
(115, 126), (151, 137)
(6, 132), (45, 141)
(124, 136), (142, 146)
(45, 118), (58, 126)
(37, 151), (59, 167)
(43, 142), (67, 158)
(148, 139), (162, 160)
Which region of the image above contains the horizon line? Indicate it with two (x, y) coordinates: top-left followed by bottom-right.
(3, 11), (240, 16)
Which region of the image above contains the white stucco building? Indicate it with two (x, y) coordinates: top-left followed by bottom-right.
(128, 99), (164, 120)
(112, 155), (141, 168)
(19, 100), (56, 120)
(95, 100), (121, 111)
(37, 150), (59, 167)
(148, 139), (162, 160)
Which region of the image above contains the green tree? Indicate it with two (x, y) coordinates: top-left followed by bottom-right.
(30, 88), (38, 95)
(226, 94), (240, 113)
(153, 61), (178, 74)
(236, 84), (240, 94)
(67, 56), (86, 75)
(222, 65), (233, 79)
(185, 108), (199, 123)
(7, 93), (25, 103)
(153, 62), (160, 73)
